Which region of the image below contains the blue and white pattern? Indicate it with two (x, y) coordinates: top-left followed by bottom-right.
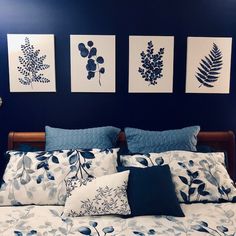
(17, 37), (50, 87)
(0, 148), (119, 206)
(7, 34), (56, 92)
(63, 171), (131, 217)
(138, 41), (164, 86)
(129, 36), (174, 93)
(0, 203), (236, 235)
(121, 151), (236, 203)
(71, 35), (116, 93)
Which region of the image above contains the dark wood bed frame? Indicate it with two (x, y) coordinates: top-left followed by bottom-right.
(8, 131), (236, 181)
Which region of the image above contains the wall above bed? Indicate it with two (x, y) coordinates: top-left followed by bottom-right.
(0, 0), (236, 156)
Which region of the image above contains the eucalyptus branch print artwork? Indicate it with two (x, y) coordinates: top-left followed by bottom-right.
(138, 41), (164, 86)
(17, 37), (50, 89)
(78, 41), (105, 86)
(196, 43), (223, 88)
(71, 35), (115, 92)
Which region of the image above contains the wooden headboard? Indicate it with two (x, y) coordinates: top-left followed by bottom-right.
(8, 131), (236, 181)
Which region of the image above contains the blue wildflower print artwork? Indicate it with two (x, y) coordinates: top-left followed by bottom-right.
(196, 43), (223, 88)
(17, 37), (50, 88)
(129, 36), (174, 93)
(7, 34), (56, 92)
(71, 35), (116, 93)
(78, 41), (105, 86)
(138, 41), (164, 86)
(186, 37), (232, 94)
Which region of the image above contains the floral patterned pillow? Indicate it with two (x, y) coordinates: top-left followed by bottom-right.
(121, 151), (236, 203)
(63, 171), (131, 217)
(0, 148), (119, 206)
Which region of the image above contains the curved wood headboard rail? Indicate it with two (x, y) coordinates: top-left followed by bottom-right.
(8, 131), (236, 181)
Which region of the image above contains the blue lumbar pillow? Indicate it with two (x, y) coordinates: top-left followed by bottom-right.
(45, 126), (120, 151)
(117, 165), (184, 217)
(125, 126), (200, 154)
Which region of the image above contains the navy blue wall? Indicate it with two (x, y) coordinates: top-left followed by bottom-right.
(0, 0), (236, 155)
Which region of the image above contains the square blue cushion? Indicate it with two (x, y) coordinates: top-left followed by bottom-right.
(117, 165), (184, 217)
(45, 126), (120, 151)
(125, 126), (200, 153)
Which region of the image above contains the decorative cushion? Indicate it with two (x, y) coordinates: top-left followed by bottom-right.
(0, 148), (119, 206)
(45, 126), (121, 151)
(124, 126), (200, 153)
(117, 165), (184, 217)
(0, 150), (72, 205)
(121, 151), (236, 203)
(63, 171), (131, 217)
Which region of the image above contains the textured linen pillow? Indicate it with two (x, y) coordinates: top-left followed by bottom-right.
(121, 151), (236, 203)
(124, 126), (200, 153)
(0, 148), (119, 206)
(63, 171), (131, 217)
(117, 165), (184, 217)
(45, 126), (120, 151)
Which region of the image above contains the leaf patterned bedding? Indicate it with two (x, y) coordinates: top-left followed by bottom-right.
(1, 203), (236, 236)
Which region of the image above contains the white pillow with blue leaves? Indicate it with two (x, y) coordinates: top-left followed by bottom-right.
(121, 151), (236, 203)
(63, 171), (131, 217)
(0, 148), (119, 206)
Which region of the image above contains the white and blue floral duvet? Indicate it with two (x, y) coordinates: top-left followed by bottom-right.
(1, 203), (236, 236)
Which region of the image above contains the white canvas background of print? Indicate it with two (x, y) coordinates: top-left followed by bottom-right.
(7, 34), (56, 92)
(186, 37), (232, 94)
(71, 35), (116, 93)
(129, 36), (174, 93)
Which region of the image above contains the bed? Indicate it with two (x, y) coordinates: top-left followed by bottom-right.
(1, 130), (235, 236)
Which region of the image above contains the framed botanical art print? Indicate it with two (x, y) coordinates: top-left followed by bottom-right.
(186, 37), (232, 94)
(70, 35), (116, 93)
(7, 34), (56, 92)
(129, 36), (174, 93)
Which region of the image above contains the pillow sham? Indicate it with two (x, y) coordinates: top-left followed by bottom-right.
(45, 126), (120, 151)
(0, 148), (119, 206)
(0, 150), (72, 205)
(124, 126), (200, 153)
(121, 151), (236, 203)
(117, 165), (184, 217)
(63, 171), (131, 217)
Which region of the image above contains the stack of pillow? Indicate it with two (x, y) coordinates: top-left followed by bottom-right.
(0, 125), (236, 218)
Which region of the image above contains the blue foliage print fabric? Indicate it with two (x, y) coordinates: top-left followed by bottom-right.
(0, 203), (236, 235)
(63, 171), (131, 217)
(121, 151), (236, 203)
(0, 148), (119, 206)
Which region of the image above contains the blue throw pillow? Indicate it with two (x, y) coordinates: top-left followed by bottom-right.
(45, 126), (121, 151)
(117, 165), (184, 217)
(125, 126), (200, 153)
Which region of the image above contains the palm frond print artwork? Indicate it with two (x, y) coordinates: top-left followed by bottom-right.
(196, 43), (223, 88)
(17, 37), (50, 89)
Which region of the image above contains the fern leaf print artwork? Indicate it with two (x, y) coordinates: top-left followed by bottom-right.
(196, 43), (223, 88)
(17, 37), (50, 89)
(78, 41), (105, 86)
(138, 41), (164, 86)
